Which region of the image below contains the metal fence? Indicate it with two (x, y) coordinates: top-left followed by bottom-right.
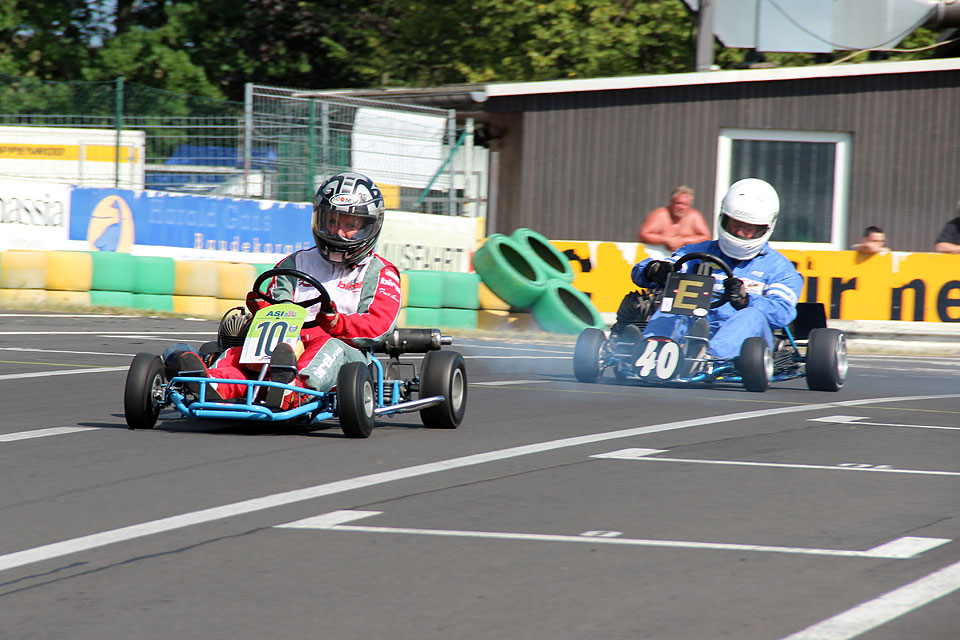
(0, 75), (481, 215)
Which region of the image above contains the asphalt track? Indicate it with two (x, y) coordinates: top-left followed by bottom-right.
(0, 310), (958, 639)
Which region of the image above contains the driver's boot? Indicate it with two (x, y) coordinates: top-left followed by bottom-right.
(264, 342), (299, 409)
(178, 351), (224, 401)
(678, 317), (710, 378)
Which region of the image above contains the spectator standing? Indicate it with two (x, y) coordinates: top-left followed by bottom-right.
(934, 202), (960, 253)
(637, 185), (711, 252)
(852, 226), (888, 254)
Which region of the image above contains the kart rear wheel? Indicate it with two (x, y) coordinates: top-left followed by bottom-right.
(573, 328), (606, 383)
(739, 337), (772, 392)
(419, 350), (467, 429)
(124, 353), (165, 429)
(338, 362), (376, 438)
(806, 328), (847, 391)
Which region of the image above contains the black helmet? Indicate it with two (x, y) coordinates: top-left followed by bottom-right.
(312, 172), (385, 265)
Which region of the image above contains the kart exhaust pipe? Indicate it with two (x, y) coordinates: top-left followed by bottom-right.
(377, 328), (452, 357)
(373, 395), (445, 415)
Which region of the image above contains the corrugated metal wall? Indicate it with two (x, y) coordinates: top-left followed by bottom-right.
(487, 69), (960, 252)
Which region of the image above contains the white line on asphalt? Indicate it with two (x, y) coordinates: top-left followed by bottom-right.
(591, 448), (960, 477)
(0, 427), (100, 442)
(276, 510), (951, 559)
(0, 347), (136, 357)
(780, 558), (960, 640)
(0, 331), (212, 336)
(473, 380), (549, 386)
(0, 367), (128, 381)
(0, 392), (957, 574)
(810, 415), (960, 431)
(0, 313), (138, 318)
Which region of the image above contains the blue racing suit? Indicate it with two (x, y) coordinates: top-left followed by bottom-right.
(631, 240), (804, 360)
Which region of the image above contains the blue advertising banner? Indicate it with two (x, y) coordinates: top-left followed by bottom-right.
(69, 188), (312, 256)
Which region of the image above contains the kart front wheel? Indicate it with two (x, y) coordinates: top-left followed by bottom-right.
(419, 350), (467, 429)
(124, 353), (165, 429)
(338, 362), (376, 438)
(573, 328), (606, 383)
(806, 328), (847, 391)
(739, 337), (772, 392)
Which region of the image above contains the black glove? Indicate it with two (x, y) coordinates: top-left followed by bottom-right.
(724, 277), (749, 310)
(642, 260), (675, 286)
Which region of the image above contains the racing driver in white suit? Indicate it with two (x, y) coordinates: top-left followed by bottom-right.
(178, 172), (402, 408)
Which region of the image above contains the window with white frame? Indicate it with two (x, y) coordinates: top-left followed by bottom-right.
(715, 129), (850, 249)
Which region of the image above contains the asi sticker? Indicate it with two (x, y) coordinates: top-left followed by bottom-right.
(660, 272), (714, 317)
(239, 303), (307, 364)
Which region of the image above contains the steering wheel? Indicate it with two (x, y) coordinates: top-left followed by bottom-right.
(252, 268), (333, 311)
(673, 251), (733, 309)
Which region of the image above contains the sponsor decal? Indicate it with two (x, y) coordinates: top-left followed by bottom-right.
(312, 346), (344, 379)
(378, 287), (400, 302)
(265, 309), (299, 318)
(330, 194), (360, 205)
(337, 280), (363, 291)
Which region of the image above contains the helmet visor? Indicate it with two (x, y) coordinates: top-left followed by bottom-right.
(316, 208), (378, 245)
(721, 214), (769, 240)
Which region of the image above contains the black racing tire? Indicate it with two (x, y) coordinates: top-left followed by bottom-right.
(472, 234), (548, 309)
(419, 350), (467, 428)
(124, 353), (165, 429)
(337, 362), (376, 438)
(805, 328), (848, 391)
(739, 337), (772, 392)
(510, 228), (575, 283)
(532, 280), (604, 335)
(573, 328), (606, 383)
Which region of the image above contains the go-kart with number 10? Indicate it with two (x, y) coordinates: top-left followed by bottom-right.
(124, 268), (467, 437)
(573, 252), (847, 392)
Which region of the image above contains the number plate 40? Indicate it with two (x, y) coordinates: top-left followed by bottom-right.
(634, 338), (681, 380)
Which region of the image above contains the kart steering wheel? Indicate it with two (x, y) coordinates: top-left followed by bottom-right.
(673, 251), (734, 309)
(252, 268), (333, 311)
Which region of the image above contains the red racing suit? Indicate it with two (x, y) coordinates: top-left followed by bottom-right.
(208, 247), (402, 402)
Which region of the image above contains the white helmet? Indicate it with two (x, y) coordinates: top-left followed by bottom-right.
(717, 178), (780, 260)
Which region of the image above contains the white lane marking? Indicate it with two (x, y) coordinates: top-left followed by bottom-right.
(473, 380), (548, 386)
(461, 355), (570, 360)
(0, 392), (958, 573)
(0, 347), (137, 357)
(810, 415), (960, 431)
(592, 448), (960, 477)
(277, 511), (950, 559)
(0, 427), (100, 442)
(0, 331), (212, 336)
(0, 367), (128, 381)
(780, 558), (960, 640)
(0, 313), (138, 318)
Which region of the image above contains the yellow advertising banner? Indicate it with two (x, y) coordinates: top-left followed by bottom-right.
(0, 144), (137, 162)
(550, 241), (960, 323)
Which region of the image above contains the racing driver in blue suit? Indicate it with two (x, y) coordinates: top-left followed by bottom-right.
(631, 178), (804, 365)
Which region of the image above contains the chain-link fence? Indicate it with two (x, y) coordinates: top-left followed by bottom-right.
(0, 75), (484, 215)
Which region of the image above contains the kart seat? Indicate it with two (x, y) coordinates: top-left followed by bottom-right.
(790, 302), (828, 341)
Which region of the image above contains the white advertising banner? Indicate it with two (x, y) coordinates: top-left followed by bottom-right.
(0, 178), (72, 251)
(378, 210), (480, 272)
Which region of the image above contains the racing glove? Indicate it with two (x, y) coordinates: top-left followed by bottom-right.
(317, 300), (342, 333)
(245, 290), (269, 314)
(642, 260), (675, 286)
(724, 277), (749, 310)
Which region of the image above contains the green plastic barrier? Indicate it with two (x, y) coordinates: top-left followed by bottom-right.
(90, 290), (136, 308)
(441, 272), (481, 310)
(510, 228), (575, 283)
(133, 256), (175, 295)
(405, 270), (446, 309)
(531, 280), (604, 334)
(472, 234), (548, 309)
(402, 307), (444, 328)
(91, 252), (136, 291)
(131, 293), (174, 312)
(440, 307), (479, 330)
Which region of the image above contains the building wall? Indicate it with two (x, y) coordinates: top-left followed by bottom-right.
(486, 69), (960, 252)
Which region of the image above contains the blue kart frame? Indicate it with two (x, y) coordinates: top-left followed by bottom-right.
(124, 267), (467, 437)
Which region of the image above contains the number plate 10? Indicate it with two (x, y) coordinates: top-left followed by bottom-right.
(240, 303), (307, 364)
